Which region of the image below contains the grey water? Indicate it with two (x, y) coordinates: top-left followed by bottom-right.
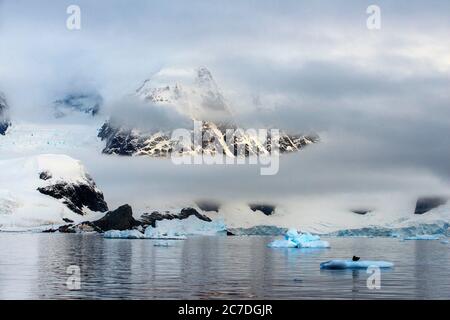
(0, 233), (449, 299)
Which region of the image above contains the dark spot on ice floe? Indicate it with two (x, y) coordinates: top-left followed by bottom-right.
(352, 256), (360, 261)
(249, 204), (276, 216)
(63, 218), (74, 223)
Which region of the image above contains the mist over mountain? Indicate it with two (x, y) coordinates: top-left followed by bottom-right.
(0, 0), (449, 232)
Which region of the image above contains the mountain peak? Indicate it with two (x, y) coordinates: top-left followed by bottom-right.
(135, 66), (232, 122)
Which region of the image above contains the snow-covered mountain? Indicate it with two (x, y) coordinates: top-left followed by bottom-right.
(0, 154), (108, 230)
(0, 92), (11, 135)
(136, 66), (233, 122)
(99, 67), (319, 157)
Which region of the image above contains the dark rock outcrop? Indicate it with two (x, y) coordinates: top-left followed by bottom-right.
(139, 207), (211, 228)
(44, 221), (103, 233)
(414, 197), (447, 214)
(0, 92), (11, 135)
(98, 120), (319, 158)
(351, 209), (372, 215)
(39, 171), (52, 181)
(92, 204), (140, 231)
(196, 200), (220, 212)
(249, 204), (276, 216)
(37, 181), (108, 215)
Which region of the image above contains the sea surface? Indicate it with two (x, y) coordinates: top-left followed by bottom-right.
(0, 233), (449, 299)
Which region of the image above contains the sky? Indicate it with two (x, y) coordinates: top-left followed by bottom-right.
(0, 0), (449, 213)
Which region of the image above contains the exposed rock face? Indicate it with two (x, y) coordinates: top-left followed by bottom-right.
(98, 121), (318, 157)
(139, 207), (211, 228)
(98, 67), (319, 158)
(92, 204), (140, 231)
(39, 171), (52, 181)
(351, 209), (372, 215)
(38, 181), (108, 215)
(249, 204), (276, 216)
(414, 197), (447, 214)
(44, 221), (103, 233)
(196, 200), (220, 212)
(53, 93), (102, 117)
(0, 92), (11, 135)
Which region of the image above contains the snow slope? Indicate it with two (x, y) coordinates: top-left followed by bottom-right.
(0, 154), (107, 230)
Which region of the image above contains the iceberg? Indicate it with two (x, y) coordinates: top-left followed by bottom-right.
(320, 260), (394, 270)
(268, 228), (330, 249)
(144, 215), (227, 239)
(267, 239), (297, 248)
(404, 235), (441, 240)
(103, 230), (145, 239)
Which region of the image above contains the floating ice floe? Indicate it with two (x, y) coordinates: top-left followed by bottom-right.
(403, 235), (441, 240)
(144, 215), (226, 239)
(320, 260), (394, 270)
(268, 228), (330, 248)
(103, 229), (145, 239)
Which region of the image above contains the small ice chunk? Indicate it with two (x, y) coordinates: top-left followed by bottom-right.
(103, 230), (145, 239)
(404, 235), (440, 240)
(320, 260), (394, 270)
(269, 229), (330, 248)
(267, 239), (297, 248)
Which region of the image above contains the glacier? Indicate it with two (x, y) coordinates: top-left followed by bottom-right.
(404, 235), (441, 240)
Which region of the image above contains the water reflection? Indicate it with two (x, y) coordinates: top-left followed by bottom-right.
(0, 233), (449, 299)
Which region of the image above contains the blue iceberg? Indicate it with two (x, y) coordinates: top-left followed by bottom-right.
(320, 260), (394, 270)
(103, 230), (145, 239)
(268, 228), (330, 248)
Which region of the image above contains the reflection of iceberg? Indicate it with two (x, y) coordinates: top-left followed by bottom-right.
(268, 228), (330, 248)
(320, 260), (394, 270)
(404, 235), (441, 240)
